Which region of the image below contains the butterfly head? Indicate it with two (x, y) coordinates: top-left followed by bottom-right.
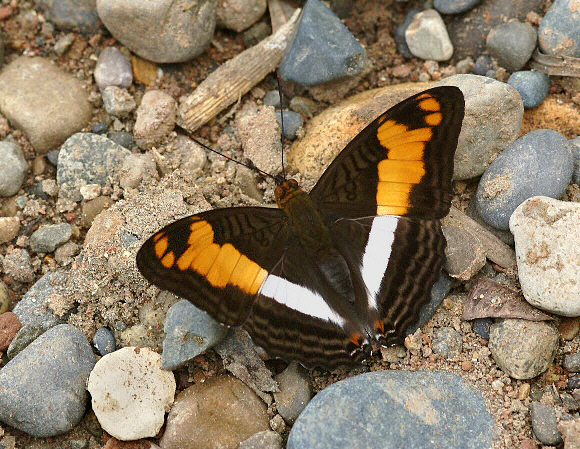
(274, 178), (302, 208)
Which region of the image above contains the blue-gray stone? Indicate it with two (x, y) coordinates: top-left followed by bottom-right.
(475, 129), (574, 230)
(0, 324), (96, 437)
(35, 0), (99, 34)
(395, 9), (420, 59)
(539, 0), (580, 58)
(434, 0), (481, 15)
(564, 352), (580, 373)
(57, 133), (131, 202)
(7, 324), (48, 360)
(570, 136), (580, 184)
(107, 131), (135, 150)
(530, 402), (562, 445)
(276, 111), (303, 140)
(93, 327), (116, 356)
(12, 271), (66, 327)
(30, 223), (72, 253)
(263, 90), (281, 108)
(407, 271), (453, 335)
(91, 123), (108, 134)
(486, 22), (537, 72)
(279, 0), (366, 86)
(472, 55), (493, 76)
(161, 300), (228, 370)
(472, 318), (493, 340)
(288, 371), (494, 449)
(507, 71), (550, 109)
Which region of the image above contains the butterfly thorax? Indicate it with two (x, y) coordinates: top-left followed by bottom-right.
(275, 179), (355, 300)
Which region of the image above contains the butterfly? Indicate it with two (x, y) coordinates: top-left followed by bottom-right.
(136, 86), (465, 368)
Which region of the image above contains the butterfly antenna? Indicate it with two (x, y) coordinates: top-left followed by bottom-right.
(187, 135), (277, 182)
(277, 74), (287, 182)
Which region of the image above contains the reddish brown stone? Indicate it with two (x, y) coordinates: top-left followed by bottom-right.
(0, 311), (21, 351)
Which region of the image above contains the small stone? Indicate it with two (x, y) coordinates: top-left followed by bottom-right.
(289, 96), (317, 118)
(394, 9), (420, 59)
(243, 22), (271, 47)
(0, 141), (27, 197)
(160, 376), (270, 449)
(53, 33), (75, 56)
(530, 402), (562, 446)
(94, 47), (133, 91)
(510, 197), (580, 316)
(279, 0), (366, 86)
(93, 327), (116, 356)
(30, 223), (72, 253)
(433, 0), (481, 15)
(488, 319), (559, 379)
(79, 184), (102, 201)
(559, 416), (580, 447)
(476, 130), (574, 230)
(570, 136), (580, 185)
(461, 360), (473, 371)
(133, 90), (177, 149)
(274, 362), (312, 425)
(102, 86), (136, 118)
(486, 22), (537, 72)
(405, 9), (453, 61)
(0, 281), (11, 314)
(0, 216), (19, 244)
(35, 0), (99, 34)
(0, 324), (96, 437)
(54, 241), (79, 264)
(507, 71), (550, 109)
(276, 110), (303, 140)
(539, 0), (580, 58)
(432, 326), (463, 358)
(80, 196), (115, 229)
(6, 323), (47, 359)
(88, 347), (176, 441)
(216, 0), (267, 32)
(0, 312), (21, 351)
(472, 318), (493, 340)
(2, 247), (35, 283)
(161, 300), (228, 370)
(442, 225), (486, 280)
(107, 131), (135, 150)
(559, 317), (580, 341)
(119, 153), (157, 190)
(239, 431), (284, 449)
(263, 90), (281, 108)
(472, 55), (493, 76)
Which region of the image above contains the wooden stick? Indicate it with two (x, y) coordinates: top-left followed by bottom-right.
(443, 206), (516, 269)
(178, 9), (301, 132)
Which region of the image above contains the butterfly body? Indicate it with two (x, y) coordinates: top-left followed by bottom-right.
(137, 86), (465, 368)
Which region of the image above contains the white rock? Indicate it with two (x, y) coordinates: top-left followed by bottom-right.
(510, 196), (580, 316)
(405, 9), (453, 61)
(87, 346), (175, 441)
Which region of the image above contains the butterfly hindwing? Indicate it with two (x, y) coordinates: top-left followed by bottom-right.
(310, 86), (464, 219)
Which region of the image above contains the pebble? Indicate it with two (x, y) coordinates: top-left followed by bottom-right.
(569, 375), (580, 389)
(160, 376), (270, 449)
(276, 110), (303, 140)
(93, 327), (116, 356)
(0, 324), (96, 437)
(94, 47), (133, 91)
(432, 326), (463, 358)
(239, 431), (284, 449)
(408, 272), (453, 336)
(507, 71), (551, 109)
(161, 300), (228, 370)
(119, 153), (157, 190)
(274, 362), (312, 425)
(12, 271), (67, 327)
(530, 402), (562, 446)
(6, 323), (47, 359)
(0, 311), (21, 351)
(486, 22), (537, 72)
(433, 0), (481, 15)
(539, 0), (580, 58)
(288, 371), (494, 449)
(405, 9), (453, 61)
(488, 319), (559, 379)
(442, 225), (486, 280)
(394, 9), (419, 59)
(102, 86), (136, 118)
(436, 74), (524, 180)
(97, 0), (217, 63)
(243, 22), (271, 47)
(35, 0), (99, 34)
(570, 136), (580, 184)
(279, 0), (366, 86)
(29, 223), (72, 253)
(133, 90), (177, 149)
(216, 0), (267, 32)
(80, 195), (115, 229)
(87, 347), (176, 441)
(559, 317), (580, 341)
(53, 33), (75, 56)
(476, 130), (574, 230)
(0, 281), (10, 314)
(289, 96), (317, 118)
(565, 353), (580, 373)
(263, 90), (281, 108)
(57, 133), (131, 202)
(472, 317), (493, 340)
(510, 196), (580, 316)
(108, 131), (135, 150)
(0, 141), (27, 197)
(2, 247), (35, 283)
(0, 216), (19, 244)
(472, 55), (493, 76)
(0, 56), (92, 154)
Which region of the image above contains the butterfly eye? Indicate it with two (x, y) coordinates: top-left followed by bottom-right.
(289, 179), (299, 187)
(274, 185), (284, 199)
